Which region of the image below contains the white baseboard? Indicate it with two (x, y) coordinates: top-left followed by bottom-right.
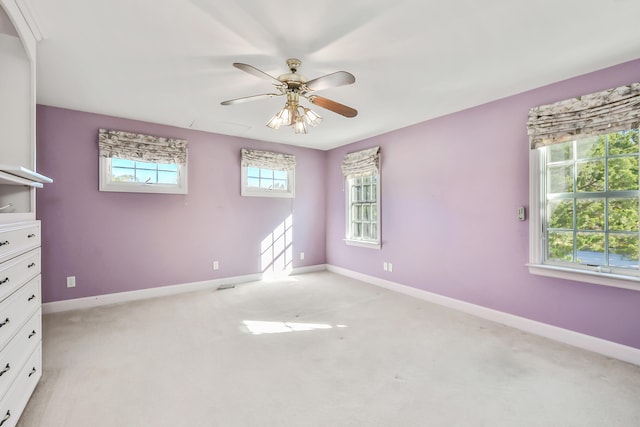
(42, 264), (327, 314)
(327, 265), (640, 366)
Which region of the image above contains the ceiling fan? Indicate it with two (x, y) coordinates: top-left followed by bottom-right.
(221, 58), (357, 134)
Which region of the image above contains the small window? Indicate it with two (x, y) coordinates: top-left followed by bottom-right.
(346, 174), (380, 248)
(100, 157), (187, 194)
(98, 129), (188, 195)
(240, 148), (295, 198)
(241, 166), (294, 198)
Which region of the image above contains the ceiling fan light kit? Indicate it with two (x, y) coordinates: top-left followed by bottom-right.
(221, 58), (357, 134)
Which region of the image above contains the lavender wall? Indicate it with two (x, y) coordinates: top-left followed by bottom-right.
(326, 58), (640, 349)
(36, 106), (327, 303)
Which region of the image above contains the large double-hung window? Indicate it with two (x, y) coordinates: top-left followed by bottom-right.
(342, 146), (381, 249)
(528, 83), (640, 290)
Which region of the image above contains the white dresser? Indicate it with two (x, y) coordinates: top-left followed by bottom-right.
(0, 222), (42, 427)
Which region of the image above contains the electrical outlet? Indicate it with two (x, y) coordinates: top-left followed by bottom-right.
(66, 276), (76, 288)
(213, 261), (219, 271)
(300, 252), (305, 260)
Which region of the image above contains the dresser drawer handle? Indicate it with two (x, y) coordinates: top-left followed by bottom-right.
(0, 278), (8, 285)
(28, 294), (36, 302)
(0, 318), (9, 328)
(27, 234), (36, 238)
(28, 330), (36, 339)
(28, 262), (36, 268)
(0, 363), (9, 377)
(0, 410), (10, 426)
(28, 367), (36, 377)
(0, 241), (8, 247)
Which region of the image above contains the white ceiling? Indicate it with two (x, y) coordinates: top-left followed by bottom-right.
(27, 0), (640, 150)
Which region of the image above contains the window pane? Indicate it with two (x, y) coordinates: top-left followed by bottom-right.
(576, 199), (604, 230)
(371, 203), (378, 221)
(362, 222), (371, 239)
(608, 157), (639, 191)
(576, 160), (604, 192)
(157, 171), (178, 184)
(247, 177), (259, 188)
(548, 231), (573, 261)
(608, 198), (639, 231)
(136, 169), (156, 183)
(274, 170), (287, 180)
(362, 204), (370, 221)
(608, 233), (639, 268)
(260, 169), (274, 179)
(134, 161), (158, 170)
(352, 205), (361, 221)
(548, 199), (574, 229)
(548, 164), (574, 193)
(112, 158), (135, 168)
(353, 222), (361, 238)
(159, 163), (178, 172)
(576, 232), (605, 265)
(273, 179), (287, 190)
(259, 179), (272, 189)
(363, 185), (370, 201)
(609, 129), (639, 155)
(576, 136), (605, 160)
(111, 167), (136, 182)
(353, 186), (361, 202)
(371, 223), (378, 240)
(247, 167), (260, 178)
(548, 143), (573, 163)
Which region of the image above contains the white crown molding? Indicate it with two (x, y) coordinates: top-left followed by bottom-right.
(15, 0), (44, 40)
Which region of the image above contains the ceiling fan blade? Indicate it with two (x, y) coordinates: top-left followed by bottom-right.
(308, 96), (358, 118)
(233, 63), (283, 86)
(305, 71), (355, 91)
(221, 93), (281, 105)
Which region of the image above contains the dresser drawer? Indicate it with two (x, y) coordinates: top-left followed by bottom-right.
(0, 310), (40, 402)
(0, 343), (41, 427)
(0, 277), (40, 353)
(0, 250), (40, 304)
(0, 224), (39, 265)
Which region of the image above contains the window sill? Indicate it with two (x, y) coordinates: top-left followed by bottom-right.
(527, 263), (640, 292)
(345, 239), (381, 250)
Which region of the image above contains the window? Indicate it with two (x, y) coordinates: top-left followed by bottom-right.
(527, 83), (640, 290)
(241, 149), (295, 198)
(98, 129), (188, 194)
(346, 174), (380, 247)
(99, 157), (187, 194)
(343, 147), (380, 248)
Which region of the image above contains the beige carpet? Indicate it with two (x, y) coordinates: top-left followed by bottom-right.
(17, 271), (640, 426)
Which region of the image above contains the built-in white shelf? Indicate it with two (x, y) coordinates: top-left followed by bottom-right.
(0, 165), (52, 187)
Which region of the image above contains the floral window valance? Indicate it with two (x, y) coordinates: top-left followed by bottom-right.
(342, 146), (380, 177)
(527, 83), (640, 149)
(98, 129), (188, 165)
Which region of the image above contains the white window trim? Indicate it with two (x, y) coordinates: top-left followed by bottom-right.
(240, 166), (295, 198)
(528, 147), (640, 292)
(99, 157), (188, 195)
(344, 174), (381, 250)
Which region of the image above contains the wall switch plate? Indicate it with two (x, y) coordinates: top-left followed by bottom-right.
(300, 252), (305, 260)
(388, 263), (393, 272)
(383, 262), (388, 271)
(66, 276), (76, 288)
(517, 206), (526, 221)
(213, 261), (219, 270)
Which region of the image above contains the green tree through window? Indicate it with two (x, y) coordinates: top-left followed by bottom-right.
(546, 129), (639, 269)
